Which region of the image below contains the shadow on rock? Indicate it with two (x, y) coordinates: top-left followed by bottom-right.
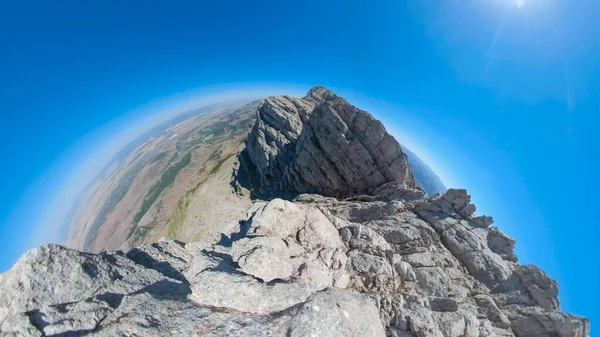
(131, 279), (192, 302)
(126, 248), (188, 284)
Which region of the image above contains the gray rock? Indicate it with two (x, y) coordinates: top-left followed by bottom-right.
(372, 182), (427, 203)
(433, 311), (479, 337)
(189, 269), (313, 314)
(0, 194), (590, 337)
(247, 198), (344, 252)
(413, 266), (473, 300)
(0, 244), (169, 336)
(340, 224), (392, 256)
(393, 259), (416, 281)
(0, 86), (590, 337)
(503, 305), (590, 337)
(329, 200), (404, 223)
(278, 288), (385, 337)
(474, 294), (511, 329)
(348, 250), (396, 293)
(487, 226), (518, 262)
(441, 224), (513, 288)
(471, 215), (494, 228)
(231, 236), (295, 282)
(243, 86), (416, 198)
(493, 264), (560, 310)
(126, 238), (194, 282)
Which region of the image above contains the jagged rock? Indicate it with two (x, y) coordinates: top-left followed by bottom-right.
(372, 182), (426, 203)
(247, 198), (344, 251)
(340, 224), (392, 256)
(328, 200), (404, 223)
(347, 250), (396, 293)
(126, 238), (194, 282)
(441, 224), (513, 288)
(492, 264), (560, 310)
(487, 226), (518, 262)
(471, 215), (494, 229)
(503, 305), (590, 337)
(0, 239), (382, 336)
(0, 244), (168, 336)
(278, 288), (385, 337)
(474, 294), (512, 329)
(244, 86), (416, 198)
(0, 87), (590, 337)
(1, 191), (590, 337)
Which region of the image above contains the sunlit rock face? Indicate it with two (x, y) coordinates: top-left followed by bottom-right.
(0, 87), (590, 337)
(243, 86), (417, 198)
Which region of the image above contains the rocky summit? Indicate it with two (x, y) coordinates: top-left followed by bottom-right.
(241, 86), (417, 198)
(0, 87), (590, 337)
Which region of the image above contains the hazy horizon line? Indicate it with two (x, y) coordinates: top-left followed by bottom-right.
(2, 82), (453, 271)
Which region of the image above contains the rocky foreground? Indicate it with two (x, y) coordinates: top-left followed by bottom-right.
(0, 87), (590, 336)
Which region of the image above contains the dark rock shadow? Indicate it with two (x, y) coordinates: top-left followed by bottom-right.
(217, 217), (259, 247)
(95, 292), (125, 309)
(233, 148), (261, 199)
(26, 309), (108, 337)
(126, 249), (188, 284)
(130, 279), (191, 302)
(234, 147), (299, 201)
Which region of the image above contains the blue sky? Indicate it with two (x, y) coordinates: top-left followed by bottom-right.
(0, 0), (598, 326)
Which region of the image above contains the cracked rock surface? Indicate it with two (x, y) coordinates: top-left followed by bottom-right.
(0, 192), (589, 336)
(0, 87), (590, 336)
(242, 86), (417, 198)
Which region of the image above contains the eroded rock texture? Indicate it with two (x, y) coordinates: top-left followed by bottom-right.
(0, 192), (589, 336)
(0, 87), (589, 336)
(243, 86), (417, 198)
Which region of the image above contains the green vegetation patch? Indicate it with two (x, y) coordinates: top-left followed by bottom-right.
(167, 197), (190, 238)
(83, 152), (154, 251)
(166, 176), (206, 238)
(208, 148), (222, 161)
(209, 154), (234, 175)
(149, 151), (169, 164)
(133, 152), (192, 226)
(127, 223), (153, 243)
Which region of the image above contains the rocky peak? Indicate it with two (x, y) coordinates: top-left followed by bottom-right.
(304, 85), (339, 103)
(0, 87), (590, 336)
(241, 86), (417, 198)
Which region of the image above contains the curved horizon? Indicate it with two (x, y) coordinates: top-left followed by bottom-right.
(3, 84), (454, 267)
(1, 0), (596, 326)
(1, 83), (590, 322)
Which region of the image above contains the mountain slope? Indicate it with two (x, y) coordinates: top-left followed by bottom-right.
(67, 101), (260, 253)
(0, 87), (589, 337)
(401, 145), (447, 196)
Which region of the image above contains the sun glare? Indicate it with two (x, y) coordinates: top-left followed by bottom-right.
(516, 0), (525, 8)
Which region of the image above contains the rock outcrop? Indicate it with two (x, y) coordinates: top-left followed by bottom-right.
(242, 86), (417, 198)
(0, 87), (590, 336)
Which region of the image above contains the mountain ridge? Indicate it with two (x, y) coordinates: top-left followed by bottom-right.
(401, 145), (447, 196)
(0, 87), (589, 337)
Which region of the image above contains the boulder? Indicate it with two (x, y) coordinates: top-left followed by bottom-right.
(231, 236), (295, 282)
